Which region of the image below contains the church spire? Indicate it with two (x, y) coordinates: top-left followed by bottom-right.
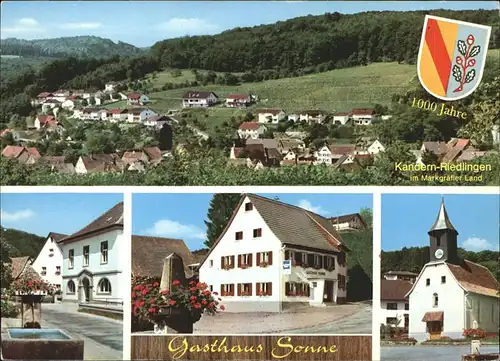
(428, 197), (458, 234)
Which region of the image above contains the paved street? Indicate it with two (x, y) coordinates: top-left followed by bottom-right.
(42, 303), (123, 360)
(381, 345), (500, 361)
(193, 301), (371, 334)
(287, 301), (372, 334)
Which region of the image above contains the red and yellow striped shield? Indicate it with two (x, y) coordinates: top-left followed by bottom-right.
(417, 15), (491, 101)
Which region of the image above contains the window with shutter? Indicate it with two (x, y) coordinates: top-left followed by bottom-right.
(268, 282), (272, 296)
(235, 231), (243, 240)
(253, 228), (262, 238)
(231, 255), (235, 268)
(268, 251), (273, 265)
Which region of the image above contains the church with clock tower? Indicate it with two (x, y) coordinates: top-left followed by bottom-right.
(406, 198), (499, 341)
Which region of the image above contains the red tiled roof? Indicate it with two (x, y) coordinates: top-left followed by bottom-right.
(227, 94), (250, 100)
(239, 122), (261, 130)
(127, 93), (143, 99)
(109, 109), (127, 114)
(381, 279), (413, 301)
(334, 112), (350, 116)
(27, 148), (41, 157)
(0, 129), (12, 137)
(143, 146), (162, 160)
(37, 115), (56, 124)
(422, 311), (443, 322)
(328, 144), (356, 155)
(2, 146), (40, 159)
(37, 92), (53, 98)
(351, 108), (374, 116)
(255, 108), (284, 115)
(447, 260), (500, 297)
(10, 256), (31, 280)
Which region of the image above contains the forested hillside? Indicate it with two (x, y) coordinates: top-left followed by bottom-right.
(0, 227), (46, 259)
(342, 208), (373, 301)
(382, 247), (500, 281)
(1, 36), (145, 59)
(151, 10), (499, 72)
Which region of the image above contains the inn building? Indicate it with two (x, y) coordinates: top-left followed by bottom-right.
(199, 194), (349, 312)
(59, 202), (124, 305)
(407, 199), (499, 341)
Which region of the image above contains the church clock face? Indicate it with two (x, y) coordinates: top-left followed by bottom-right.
(435, 249), (444, 259)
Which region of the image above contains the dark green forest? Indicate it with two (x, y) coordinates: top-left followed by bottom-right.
(342, 208), (373, 301)
(382, 247), (500, 281)
(1, 36), (145, 59)
(151, 10), (499, 72)
(0, 227), (46, 259)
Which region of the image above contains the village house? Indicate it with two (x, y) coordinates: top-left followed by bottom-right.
(104, 82), (118, 93)
(61, 95), (82, 110)
(278, 138), (306, 155)
(41, 99), (61, 113)
(127, 108), (157, 123)
(299, 110), (327, 124)
(381, 279), (412, 330)
(256, 108), (286, 124)
(50, 90), (70, 102)
(226, 94), (253, 108)
(333, 112), (351, 125)
(237, 122), (267, 139)
(40, 156), (76, 174)
(229, 142), (281, 168)
(127, 93), (150, 106)
(121, 147), (163, 171)
(415, 138), (484, 164)
(384, 271), (418, 283)
(81, 108), (106, 121)
(182, 91), (218, 108)
(199, 194), (349, 312)
(351, 108), (375, 125)
(407, 199), (500, 341)
(367, 139), (386, 155)
(142, 115), (170, 129)
(10, 256), (40, 283)
(332, 154), (363, 172)
(131, 235), (197, 281)
(34, 115), (58, 130)
(33, 92), (54, 106)
(314, 144), (356, 165)
(287, 114), (299, 122)
(329, 213), (367, 231)
(107, 109), (129, 122)
(75, 154), (125, 174)
(59, 202), (124, 304)
(71, 90), (92, 99)
(31, 232), (68, 290)
(1, 146), (41, 165)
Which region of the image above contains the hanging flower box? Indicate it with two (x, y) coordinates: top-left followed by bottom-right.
(259, 262), (269, 268)
(240, 264), (250, 270)
(257, 291), (270, 297)
(462, 328), (486, 340)
(240, 291), (251, 296)
(222, 264), (232, 270)
(313, 264), (322, 270)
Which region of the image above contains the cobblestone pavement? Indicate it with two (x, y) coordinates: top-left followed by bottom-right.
(194, 301), (370, 334)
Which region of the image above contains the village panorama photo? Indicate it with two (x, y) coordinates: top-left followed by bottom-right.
(1, 1), (499, 186)
(130, 192), (373, 335)
(0, 193), (124, 360)
(380, 193), (500, 361)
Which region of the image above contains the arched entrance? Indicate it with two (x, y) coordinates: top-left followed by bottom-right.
(77, 270), (94, 303)
(81, 277), (90, 302)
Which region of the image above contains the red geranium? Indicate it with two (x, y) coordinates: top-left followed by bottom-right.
(13, 278), (54, 295)
(131, 277), (224, 323)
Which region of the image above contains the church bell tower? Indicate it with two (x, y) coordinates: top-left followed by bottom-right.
(428, 197), (459, 264)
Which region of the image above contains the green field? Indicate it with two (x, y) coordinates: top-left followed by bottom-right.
(144, 68), (243, 88)
(147, 62), (416, 115)
(101, 100), (128, 109)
